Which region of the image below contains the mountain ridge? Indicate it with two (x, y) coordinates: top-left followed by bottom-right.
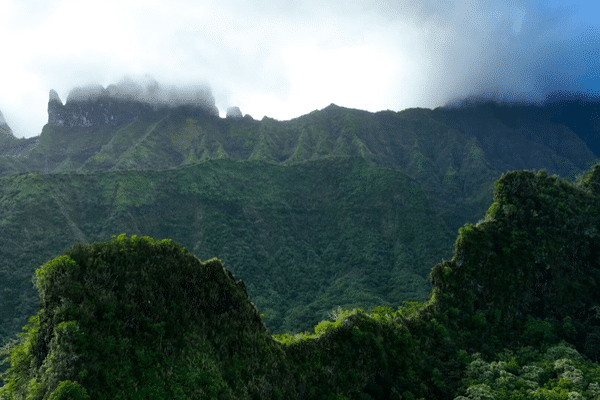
(0, 93), (598, 342)
(2, 91), (600, 398)
(2, 96), (597, 236)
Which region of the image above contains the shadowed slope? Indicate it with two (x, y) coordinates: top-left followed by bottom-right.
(426, 162), (600, 363)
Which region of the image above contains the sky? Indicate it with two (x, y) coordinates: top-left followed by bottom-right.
(0, 0), (599, 139)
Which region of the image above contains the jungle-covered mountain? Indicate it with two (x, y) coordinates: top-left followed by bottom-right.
(0, 89), (599, 343)
(0, 89), (600, 397)
(1, 164), (600, 399)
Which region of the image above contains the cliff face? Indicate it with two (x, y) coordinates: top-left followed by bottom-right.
(47, 85), (219, 128)
(48, 89), (163, 127)
(0, 110), (13, 137)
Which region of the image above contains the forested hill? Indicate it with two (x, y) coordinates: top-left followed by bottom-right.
(1, 163), (600, 399)
(1, 92), (600, 398)
(1, 94), (598, 237)
(0, 156), (456, 345)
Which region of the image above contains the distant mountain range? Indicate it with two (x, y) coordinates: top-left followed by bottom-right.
(0, 91), (599, 340)
(1, 88), (600, 398)
(2, 92), (599, 231)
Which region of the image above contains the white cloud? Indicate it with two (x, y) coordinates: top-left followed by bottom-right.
(0, 0), (598, 138)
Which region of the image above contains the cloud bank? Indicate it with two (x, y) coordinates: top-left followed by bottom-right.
(60, 76), (217, 112)
(0, 0), (598, 138)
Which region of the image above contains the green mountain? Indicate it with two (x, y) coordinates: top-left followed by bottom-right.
(0, 94), (596, 341)
(1, 90), (600, 398)
(0, 156), (451, 343)
(1, 166), (600, 399)
(2, 95), (598, 237)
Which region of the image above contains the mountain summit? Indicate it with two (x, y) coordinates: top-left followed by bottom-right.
(46, 82), (220, 128)
(46, 88), (170, 128)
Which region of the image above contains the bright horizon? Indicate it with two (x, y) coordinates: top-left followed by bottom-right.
(0, 0), (599, 138)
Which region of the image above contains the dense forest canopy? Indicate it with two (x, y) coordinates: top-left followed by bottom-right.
(1, 97), (600, 398)
(1, 161), (600, 399)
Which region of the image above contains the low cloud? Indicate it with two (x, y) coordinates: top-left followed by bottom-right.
(64, 76), (218, 114)
(0, 0), (599, 138)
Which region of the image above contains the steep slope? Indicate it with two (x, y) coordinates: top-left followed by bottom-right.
(0, 157), (453, 347)
(0, 110), (39, 163)
(0, 234), (286, 399)
(427, 163), (600, 359)
(0, 111), (12, 138)
(1, 93), (600, 356)
(0, 234), (439, 399)
(431, 99), (599, 176)
(2, 162), (600, 399)
(438, 95), (600, 161)
(3, 95), (597, 239)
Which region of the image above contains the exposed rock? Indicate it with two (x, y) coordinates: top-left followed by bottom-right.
(47, 82), (220, 128)
(0, 110), (12, 137)
(48, 89), (62, 104)
(47, 93), (169, 128)
(226, 106), (243, 119)
(47, 89), (65, 127)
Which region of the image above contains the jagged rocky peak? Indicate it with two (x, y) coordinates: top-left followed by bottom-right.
(47, 78), (220, 128)
(0, 109), (14, 137)
(226, 106), (243, 119)
(47, 89), (65, 127)
(48, 89), (62, 104)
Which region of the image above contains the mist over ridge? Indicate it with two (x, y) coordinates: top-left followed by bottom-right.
(43, 76), (223, 128)
(60, 76), (219, 114)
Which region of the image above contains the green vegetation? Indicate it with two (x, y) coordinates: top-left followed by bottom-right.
(1, 99), (600, 398)
(1, 234), (281, 399)
(0, 156), (455, 347)
(1, 162), (600, 398)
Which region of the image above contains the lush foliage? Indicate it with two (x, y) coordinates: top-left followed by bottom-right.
(0, 156), (455, 347)
(1, 234), (281, 399)
(2, 156), (600, 399)
(454, 340), (600, 400)
(1, 100), (599, 398)
(0, 101), (595, 347)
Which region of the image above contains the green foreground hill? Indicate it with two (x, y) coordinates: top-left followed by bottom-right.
(2, 162), (600, 399)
